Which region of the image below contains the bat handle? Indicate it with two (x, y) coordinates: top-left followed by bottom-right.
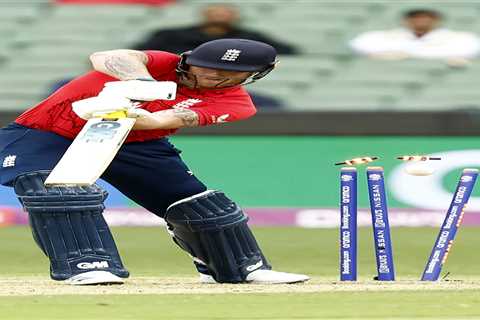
(100, 110), (128, 120)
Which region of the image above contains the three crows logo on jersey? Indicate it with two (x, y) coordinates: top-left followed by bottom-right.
(171, 98), (202, 109)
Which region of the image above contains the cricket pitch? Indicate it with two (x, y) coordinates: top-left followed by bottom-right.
(2, 276), (480, 296)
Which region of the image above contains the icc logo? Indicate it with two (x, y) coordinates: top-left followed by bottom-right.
(369, 174), (382, 181)
(341, 175), (353, 182)
(461, 176), (473, 182)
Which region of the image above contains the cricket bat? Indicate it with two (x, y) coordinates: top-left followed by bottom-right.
(44, 110), (135, 186)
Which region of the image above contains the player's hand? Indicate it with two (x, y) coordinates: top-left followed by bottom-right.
(126, 108), (151, 118)
(101, 80), (177, 101)
(72, 95), (133, 120)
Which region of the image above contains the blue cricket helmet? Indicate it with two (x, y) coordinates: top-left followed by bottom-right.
(179, 38), (277, 82)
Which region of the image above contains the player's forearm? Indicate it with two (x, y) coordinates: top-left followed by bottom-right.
(89, 49), (154, 81)
(132, 109), (200, 130)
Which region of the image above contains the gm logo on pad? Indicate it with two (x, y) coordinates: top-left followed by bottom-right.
(77, 261), (109, 270)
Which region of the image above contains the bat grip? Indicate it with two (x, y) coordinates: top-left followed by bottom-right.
(100, 110), (128, 120)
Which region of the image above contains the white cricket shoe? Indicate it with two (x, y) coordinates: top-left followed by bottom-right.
(245, 270), (310, 284)
(199, 273), (217, 284)
(64, 271), (125, 285)
(199, 270), (310, 284)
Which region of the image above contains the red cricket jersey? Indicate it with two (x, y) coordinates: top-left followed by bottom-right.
(15, 51), (257, 143)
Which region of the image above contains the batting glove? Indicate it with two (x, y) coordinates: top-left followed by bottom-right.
(72, 95), (133, 120)
(101, 80), (177, 101)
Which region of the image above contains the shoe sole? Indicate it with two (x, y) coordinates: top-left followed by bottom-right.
(201, 276), (310, 284)
(64, 271), (125, 286)
(247, 278), (310, 284)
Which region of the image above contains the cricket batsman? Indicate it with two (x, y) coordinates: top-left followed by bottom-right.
(0, 39), (309, 285)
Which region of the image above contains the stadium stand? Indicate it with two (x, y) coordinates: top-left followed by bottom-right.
(1, 0), (480, 111)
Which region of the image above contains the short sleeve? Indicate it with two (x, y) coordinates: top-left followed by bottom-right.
(349, 31), (386, 54)
(189, 91), (257, 126)
(143, 50), (181, 78)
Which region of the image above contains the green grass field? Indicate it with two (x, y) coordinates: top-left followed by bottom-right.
(1, 226), (480, 319)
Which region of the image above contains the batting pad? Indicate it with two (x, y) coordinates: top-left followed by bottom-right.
(165, 190), (271, 283)
(14, 171), (129, 281)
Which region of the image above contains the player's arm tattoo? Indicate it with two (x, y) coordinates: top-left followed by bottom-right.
(104, 56), (142, 79)
(90, 50), (153, 80)
(169, 108), (199, 127)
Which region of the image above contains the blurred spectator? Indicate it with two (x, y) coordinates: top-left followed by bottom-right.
(249, 92), (284, 109)
(48, 78), (73, 96)
(349, 9), (480, 63)
(133, 4), (298, 54)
